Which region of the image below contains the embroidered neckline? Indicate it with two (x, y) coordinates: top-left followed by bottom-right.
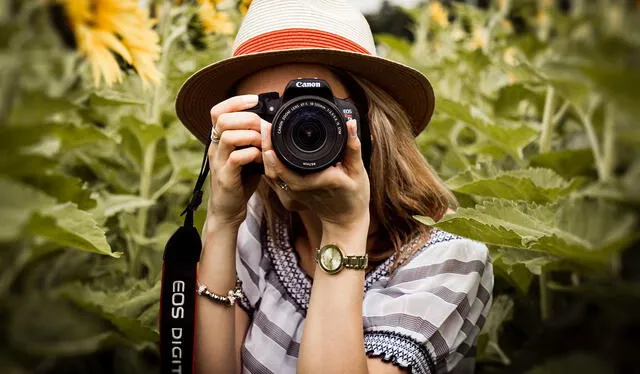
(263, 217), (460, 312)
(264, 217), (396, 311)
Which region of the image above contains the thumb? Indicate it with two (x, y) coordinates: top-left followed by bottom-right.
(342, 119), (363, 171)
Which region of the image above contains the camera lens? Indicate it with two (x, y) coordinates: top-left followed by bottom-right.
(271, 96), (347, 173)
(292, 115), (326, 153)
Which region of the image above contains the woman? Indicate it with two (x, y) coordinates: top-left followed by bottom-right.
(175, 1), (493, 373)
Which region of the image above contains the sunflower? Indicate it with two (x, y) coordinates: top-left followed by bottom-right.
(196, 0), (235, 35)
(58, 0), (161, 87)
(429, 1), (449, 27)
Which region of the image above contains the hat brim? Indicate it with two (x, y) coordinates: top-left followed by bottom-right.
(175, 48), (435, 144)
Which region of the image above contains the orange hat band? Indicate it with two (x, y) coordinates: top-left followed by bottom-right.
(233, 28), (372, 57)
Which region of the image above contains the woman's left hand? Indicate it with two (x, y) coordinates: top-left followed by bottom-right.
(261, 119), (370, 231)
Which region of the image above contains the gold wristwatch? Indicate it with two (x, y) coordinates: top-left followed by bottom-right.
(315, 244), (368, 275)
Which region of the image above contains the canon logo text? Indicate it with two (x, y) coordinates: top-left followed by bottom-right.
(296, 81), (320, 88)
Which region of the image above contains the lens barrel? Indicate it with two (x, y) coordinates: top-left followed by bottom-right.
(271, 96), (347, 173)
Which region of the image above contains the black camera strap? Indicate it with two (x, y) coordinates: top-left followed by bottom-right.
(160, 142), (209, 374)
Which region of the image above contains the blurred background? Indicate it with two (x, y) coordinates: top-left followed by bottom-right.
(0, 0), (639, 373)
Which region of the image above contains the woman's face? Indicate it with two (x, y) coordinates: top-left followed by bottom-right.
(235, 64), (352, 212)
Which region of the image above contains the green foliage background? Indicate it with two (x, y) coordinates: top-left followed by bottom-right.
(1, 0), (639, 373)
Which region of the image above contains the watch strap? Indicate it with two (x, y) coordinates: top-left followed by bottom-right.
(343, 254), (368, 270)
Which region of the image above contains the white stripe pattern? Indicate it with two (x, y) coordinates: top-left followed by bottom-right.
(231, 195), (494, 373)
(232, 0), (377, 55)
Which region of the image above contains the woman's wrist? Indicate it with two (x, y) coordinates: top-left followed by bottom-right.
(205, 213), (243, 234)
(202, 215), (242, 251)
(320, 213), (370, 255)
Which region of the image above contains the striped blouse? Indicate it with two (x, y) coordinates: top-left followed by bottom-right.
(234, 195), (494, 374)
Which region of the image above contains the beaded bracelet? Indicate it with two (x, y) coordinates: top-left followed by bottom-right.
(197, 278), (244, 307)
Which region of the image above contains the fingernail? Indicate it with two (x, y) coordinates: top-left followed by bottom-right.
(244, 94), (259, 105)
(265, 151), (276, 167)
(348, 119), (357, 137)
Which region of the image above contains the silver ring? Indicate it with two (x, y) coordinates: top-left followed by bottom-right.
(276, 179), (289, 191)
(211, 127), (221, 144)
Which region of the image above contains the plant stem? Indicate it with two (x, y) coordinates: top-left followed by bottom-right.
(485, 0), (510, 53)
(539, 271), (551, 320)
(131, 1), (180, 276)
(151, 173), (178, 201)
(574, 105), (606, 181)
(488, 341), (512, 366)
(450, 122), (472, 169)
(551, 101), (570, 127)
(131, 142), (157, 275)
(539, 85), (556, 153)
(601, 103), (616, 182)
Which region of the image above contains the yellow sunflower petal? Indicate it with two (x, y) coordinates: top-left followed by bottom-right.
(198, 3), (234, 34)
(76, 25), (123, 87)
(93, 29), (132, 63)
(64, 0), (92, 27)
(63, 0), (162, 87)
(429, 1), (449, 27)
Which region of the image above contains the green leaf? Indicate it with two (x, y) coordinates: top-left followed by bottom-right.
(94, 193), (155, 220)
(28, 203), (120, 257)
(494, 84), (544, 118)
(445, 164), (583, 203)
(0, 177), (56, 241)
(494, 247), (563, 276)
(7, 91), (78, 125)
(121, 115), (166, 148)
(539, 62), (592, 110)
(477, 295), (514, 364)
(415, 198), (638, 266)
(0, 124), (53, 153)
(77, 152), (139, 194)
(491, 252), (534, 294)
(8, 294), (130, 356)
(20, 172), (96, 209)
(53, 123), (113, 150)
(529, 149), (595, 179)
(60, 283), (159, 344)
(0, 154), (57, 177)
(437, 97), (538, 159)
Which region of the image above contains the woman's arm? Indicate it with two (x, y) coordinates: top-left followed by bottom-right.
(196, 219), (246, 374)
(297, 220), (369, 373)
(297, 221), (407, 374)
(196, 94), (264, 373)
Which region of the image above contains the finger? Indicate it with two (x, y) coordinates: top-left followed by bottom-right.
(342, 119), (364, 172)
(263, 149), (344, 191)
(210, 94), (259, 128)
(216, 112), (262, 133)
(260, 119), (273, 153)
(261, 120), (279, 179)
(217, 129), (262, 162)
(219, 147), (262, 186)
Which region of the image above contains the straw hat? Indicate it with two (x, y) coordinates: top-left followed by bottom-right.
(175, 0), (435, 144)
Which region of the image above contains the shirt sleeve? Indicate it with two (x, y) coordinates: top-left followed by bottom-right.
(234, 194), (266, 316)
(362, 229), (494, 374)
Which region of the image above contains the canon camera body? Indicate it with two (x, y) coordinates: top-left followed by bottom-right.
(244, 78), (362, 174)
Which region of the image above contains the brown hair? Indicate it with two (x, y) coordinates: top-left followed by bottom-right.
(257, 71), (456, 274)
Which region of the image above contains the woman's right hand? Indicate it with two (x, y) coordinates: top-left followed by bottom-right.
(207, 94), (265, 228)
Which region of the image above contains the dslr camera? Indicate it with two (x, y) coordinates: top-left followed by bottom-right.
(244, 78), (364, 174)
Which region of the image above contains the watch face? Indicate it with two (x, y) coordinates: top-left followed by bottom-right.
(319, 245), (343, 273)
